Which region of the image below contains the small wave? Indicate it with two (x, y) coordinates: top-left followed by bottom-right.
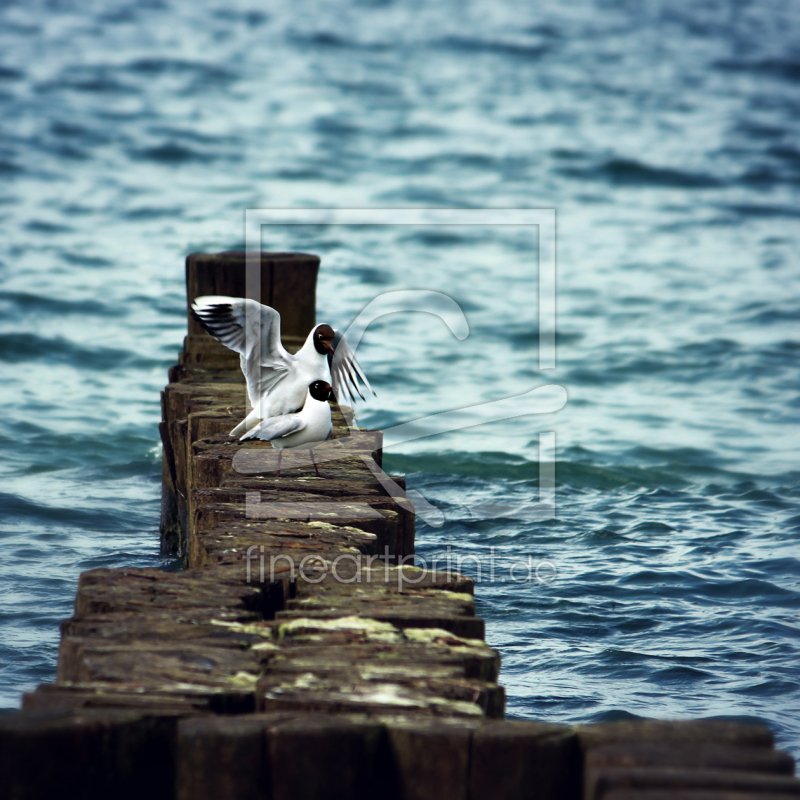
(4, 431), (160, 477)
(558, 157), (721, 188)
(376, 185), (463, 205)
(401, 229), (473, 248)
(399, 152), (526, 175)
(560, 460), (685, 491)
(562, 367), (624, 386)
(0, 492), (121, 528)
(582, 528), (629, 542)
(599, 648), (654, 664)
(499, 328), (584, 349)
(741, 164), (800, 187)
(650, 665), (714, 682)
(0, 160), (22, 175)
(24, 220), (72, 233)
(37, 65), (138, 95)
(211, 8), (268, 26)
(333, 79), (405, 100)
(732, 489), (793, 509)
(768, 144), (800, 165)
(50, 121), (86, 138)
(126, 58), (236, 85)
(387, 122), (446, 139)
(385, 451), (686, 490)
(0, 332), (131, 369)
(81, 458), (161, 481)
(313, 116), (361, 137)
(60, 252), (112, 268)
(146, 125), (241, 146)
(550, 147), (584, 160)
(525, 23), (562, 39)
(743, 306), (800, 325)
(434, 36), (551, 60)
(715, 57), (800, 83)
(49, 143), (89, 161)
(346, 266), (393, 285)
(585, 709), (649, 725)
(272, 167), (323, 180)
(131, 142), (215, 164)
(122, 206), (185, 221)
(287, 31), (388, 51)
(98, 7), (138, 25)
(0, 66), (23, 81)
(735, 120), (787, 140)
(400, 440), (780, 490)
(0, 291), (113, 317)
(386, 451), (535, 481)
(724, 202), (800, 219)
(701, 578), (799, 601)
(628, 521), (675, 534)
(732, 679), (800, 698)
(677, 338), (741, 359)
(620, 570), (687, 589)
(626, 443), (735, 470)
(48, 120), (111, 148)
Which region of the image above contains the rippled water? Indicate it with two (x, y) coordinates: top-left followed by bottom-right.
(1, 0), (799, 754)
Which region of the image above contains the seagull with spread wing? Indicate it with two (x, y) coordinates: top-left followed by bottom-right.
(190, 296), (372, 437)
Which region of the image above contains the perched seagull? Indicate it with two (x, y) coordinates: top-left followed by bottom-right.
(191, 295), (372, 437)
(239, 379), (335, 477)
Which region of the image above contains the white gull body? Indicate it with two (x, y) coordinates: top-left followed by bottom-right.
(239, 383), (333, 448)
(191, 295), (371, 437)
(239, 380), (335, 477)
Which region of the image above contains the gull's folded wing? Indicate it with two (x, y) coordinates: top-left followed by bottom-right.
(239, 413), (305, 442)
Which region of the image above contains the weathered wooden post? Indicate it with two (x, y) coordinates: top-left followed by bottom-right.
(184, 251), (320, 338)
(160, 251), (320, 555)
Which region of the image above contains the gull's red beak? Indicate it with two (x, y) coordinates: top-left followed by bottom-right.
(324, 341), (335, 356)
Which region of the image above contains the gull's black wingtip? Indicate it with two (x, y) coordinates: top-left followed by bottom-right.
(190, 301), (234, 339)
(190, 305), (216, 338)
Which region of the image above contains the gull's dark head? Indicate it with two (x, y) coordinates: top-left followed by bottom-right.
(313, 324), (336, 356)
(308, 379), (335, 402)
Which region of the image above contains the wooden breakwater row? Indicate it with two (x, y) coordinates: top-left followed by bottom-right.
(2, 252), (798, 800)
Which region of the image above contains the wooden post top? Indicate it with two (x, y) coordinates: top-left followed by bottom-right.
(185, 251), (320, 338)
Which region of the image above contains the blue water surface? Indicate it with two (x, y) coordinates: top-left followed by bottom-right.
(1, 0), (799, 754)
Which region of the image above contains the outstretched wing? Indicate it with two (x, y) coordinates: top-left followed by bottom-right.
(329, 331), (375, 407)
(239, 412), (306, 442)
(191, 296), (292, 408)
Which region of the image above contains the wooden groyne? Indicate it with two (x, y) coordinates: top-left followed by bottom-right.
(2, 252), (798, 799)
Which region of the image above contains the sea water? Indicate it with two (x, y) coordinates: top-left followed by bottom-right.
(0, 0), (798, 754)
